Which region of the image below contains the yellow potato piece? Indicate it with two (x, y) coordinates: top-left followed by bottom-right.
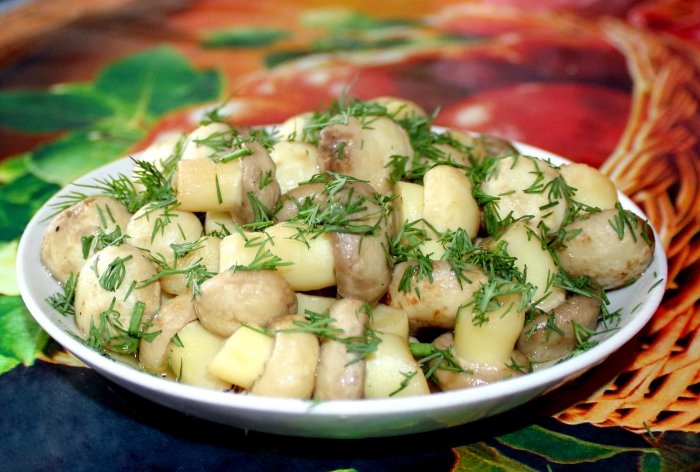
(369, 304), (409, 339)
(423, 165), (480, 241)
(454, 293), (525, 365)
(219, 229), (264, 270)
(364, 332), (429, 398)
(265, 223), (336, 291)
(497, 222), (565, 312)
(296, 293), (335, 317)
(207, 323), (274, 390)
(391, 180), (424, 238)
(559, 163), (618, 210)
(176, 158), (243, 212)
(167, 321), (230, 390)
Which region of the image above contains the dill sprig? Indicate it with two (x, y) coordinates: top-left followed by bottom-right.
(285, 173), (392, 242)
(86, 299), (159, 354)
(409, 342), (471, 379)
(280, 309), (381, 366)
(46, 273), (78, 317)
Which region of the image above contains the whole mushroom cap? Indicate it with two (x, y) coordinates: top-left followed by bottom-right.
(194, 270), (297, 338)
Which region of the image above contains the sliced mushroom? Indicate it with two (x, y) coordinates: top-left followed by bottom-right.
(314, 299), (369, 400)
(194, 269), (297, 338)
(317, 115), (412, 194)
(555, 208), (655, 289)
(386, 260), (488, 332)
(41, 195), (131, 283)
(431, 332), (529, 391)
(139, 293), (197, 373)
(250, 315), (320, 399)
(517, 295), (601, 363)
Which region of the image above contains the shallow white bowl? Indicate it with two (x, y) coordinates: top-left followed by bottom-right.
(16, 142), (667, 438)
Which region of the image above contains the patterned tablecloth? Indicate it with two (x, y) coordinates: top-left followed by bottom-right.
(1, 1), (698, 470)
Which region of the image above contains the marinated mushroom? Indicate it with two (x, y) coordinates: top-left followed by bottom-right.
(318, 115), (412, 194)
(479, 154), (567, 232)
(139, 293), (198, 373)
(250, 315), (320, 399)
(274, 182), (326, 223)
(330, 180), (392, 304)
(472, 134), (518, 162)
(387, 260), (488, 332)
(517, 295), (601, 363)
(314, 299), (369, 400)
(431, 332), (529, 390)
(237, 139), (281, 223)
(194, 269), (297, 338)
(126, 206), (203, 268)
(275, 177), (392, 303)
(74, 244), (161, 343)
(555, 207), (655, 289)
(41, 195), (132, 283)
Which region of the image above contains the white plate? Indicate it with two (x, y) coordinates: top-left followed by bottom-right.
(16, 142), (667, 438)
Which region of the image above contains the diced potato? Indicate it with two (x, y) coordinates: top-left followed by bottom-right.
(296, 293), (336, 316)
(391, 181), (424, 237)
(176, 158), (243, 212)
(205, 211), (239, 236)
(496, 222), (565, 312)
(219, 229), (265, 270)
(264, 223), (336, 291)
(167, 321), (230, 390)
(208, 323), (274, 390)
(269, 141), (320, 194)
(423, 165), (480, 240)
(454, 293), (525, 364)
(559, 163), (618, 210)
(370, 304), (409, 339)
(364, 332), (430, 398)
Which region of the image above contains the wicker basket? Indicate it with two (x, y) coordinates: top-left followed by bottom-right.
(557, 19), (700, 434)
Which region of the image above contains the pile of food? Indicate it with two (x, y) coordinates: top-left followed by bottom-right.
(40, 97), (655, 400)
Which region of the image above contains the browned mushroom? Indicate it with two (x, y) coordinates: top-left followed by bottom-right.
(314, 298), (369, 400)
(194, 269), (297, 338)
(517, 295), (601, 363)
